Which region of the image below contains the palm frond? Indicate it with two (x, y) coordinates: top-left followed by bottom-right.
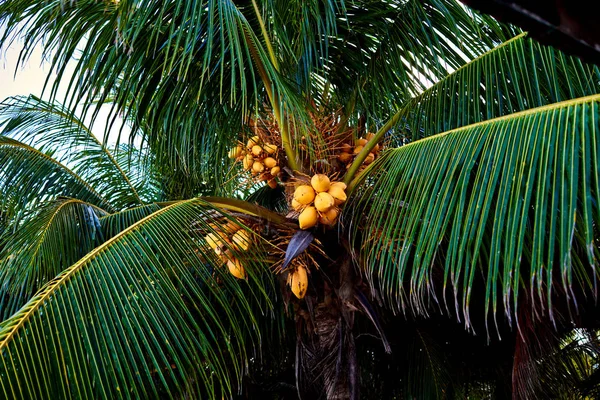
(348, 95), (600, 333)
(99, 203), (162, 239)
(0, 136), (115, 221)
(387, 33), (600, 144)
(0, 95), (149, 208)
(0, 198), (278, 398)
(0, 198), (106, 321)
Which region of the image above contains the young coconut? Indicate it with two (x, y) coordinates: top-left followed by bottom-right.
(319, 207), (339, 226)
(330, 181), (347, 190)
(294, 185), (316, 205)
(205, 232), (228, 251)
(353, 145), (364, 155)
(364, 153), (375, 164)
(251, 145), (263, 157)
(328, 185), (347, 205)
(263, 157), (277, 169)
(314, 192), (335, 212)
(247, 136), (261, 149)
(232, 229), (252, 251)
(227, 258), (246, 279)
(243, 154), (254, 170)
(263, 143), (277, 154)
(291, 198), (304, 212)
(355, 138), (368, 147)
(311, 174), (331, 193)
(270, 166), (281, 177)
(252, 161), (265, 174)
(299, 206), (318, 229)
(289, 266), (308, 299)
(338, 152), (353, 163)
(228, 145), (243, 159)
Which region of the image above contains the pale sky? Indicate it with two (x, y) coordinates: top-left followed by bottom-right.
(0, 37), (127, 145)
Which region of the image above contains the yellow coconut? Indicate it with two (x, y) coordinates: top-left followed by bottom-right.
(228, 145), (243, 159)
(222, 221), (241, 235)
(328, 185), (347, 205)
(292, 198), (304, 212)
(232, 229), (252, 251)
(263, 143), (277, 154)
(314, 192), (334, 212)
(340, 143), (353, 153)
(270, 166), (281, 177)
(372, 143), (380, 153)
(247, 136), (261, 149)
(205, 232), (227, 251)
(251, 145), (263, 157)
(227, 258), (246, 279)
(243, 154), (254, 170)
(364, 153), (375, 164)
(311, 174), (331, 193)
(319, 207), (339, 226)
(267, 179), (278, 189)
(355, 138), (368, 147)
(263, 157), (277, 169)
(299, 206), (318, 229)
(220, 249), (234, 264)
(330, 181), (347, 190)
(294, 185), (316, 205)
(353, 145), (364, 155)
(289, 266), (308, 299)
(366, 132), (376, 141)
(252, 161), (265, 173)
(338, 152), (353, 163)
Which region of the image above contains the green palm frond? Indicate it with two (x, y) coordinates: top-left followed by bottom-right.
(0, 95), (149, 208)
(348, 95), (600, 331)
(387, 33), (600, 144)
(0, 198), (278, 398)
(0, 198), (106, 321)
(0, 137), (115, 220)
(99, 203), (162, 239)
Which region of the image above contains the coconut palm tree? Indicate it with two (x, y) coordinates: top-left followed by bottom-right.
(1, 0), (600, 398)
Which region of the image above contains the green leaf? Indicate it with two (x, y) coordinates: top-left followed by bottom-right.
(0, 198), (106, 321)
(348, 95), (600, 333)
(0, 198), (277, 398)
(99, 203), (163, 239)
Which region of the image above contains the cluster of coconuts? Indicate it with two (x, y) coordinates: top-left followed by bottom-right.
(229, 136), (281, 188)
(288, 265), (308, 299)
(204, 222), (253, 279)
(338, 133), (381, 167)
(292, 174), (347, 229)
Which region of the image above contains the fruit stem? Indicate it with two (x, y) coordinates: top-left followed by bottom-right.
(343, 107), (402, 185)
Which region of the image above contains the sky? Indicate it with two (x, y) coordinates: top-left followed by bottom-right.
(0, 36), (126, 144)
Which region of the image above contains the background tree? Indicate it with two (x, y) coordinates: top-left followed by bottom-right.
(1, 0), (600, 398)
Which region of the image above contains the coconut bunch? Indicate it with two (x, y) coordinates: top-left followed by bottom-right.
(228, 135), (281, 188)
(337, 132), (382, 168)
(204, 221), (253, 279)
(291, 174), (347, 229)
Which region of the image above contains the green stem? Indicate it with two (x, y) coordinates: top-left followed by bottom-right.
(241, 26), (299, 171)
(251, 0), (279, 71)
(343, 108), (402, 185)
(203, 196), (296, 226)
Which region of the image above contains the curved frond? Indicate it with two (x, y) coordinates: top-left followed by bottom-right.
(0, 137), (115, 220)
(99, 203), (162, 239)
(0, 199), (277, 398)
(0, 199), (106, 321)
(389, 33), (600, 143)
(348, 95), (600, 332)
(0, 95), (149, 208)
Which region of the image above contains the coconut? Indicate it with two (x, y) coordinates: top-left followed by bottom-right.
(243, 154), (253, 170)
(263, 157), (277, 169)
(220, 249), (234, 264)
(270, 166), (281, 177)
(330, 181), (347, 190)
(232, 229), (252, 251)
(311, 174), (331, 193)
(292, 198), (304, 211)
(328, 185), (347, 205)
(372, 143), (380, 153)
(252, 161), (265, 173)
(294, 185), (316, 205)
(228, 145), (243, 159)
(340, 143), (352, 153)
(353, 145), (364, 155)
(227, 258), (246, 279)
(289, 266), (308, 299)
(251, 145), (263, 157)
(355, 138), (368, 147)
(314, 192), (334, 212)
(222, 221), (241, 235)
(267, 179), (278, 189)
(247, 136), (261, 149)
(338, 152), (353, 163)
(364, 153), (375, 164)
(366, 132), (376, 141)
(319, 207), (339, 226)
(299, 206), (318, 229)
(205, 232), (227, 250)
(263, 143), (277, 154)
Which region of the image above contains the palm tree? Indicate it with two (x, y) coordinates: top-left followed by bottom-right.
(1, 0), (600, 398)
